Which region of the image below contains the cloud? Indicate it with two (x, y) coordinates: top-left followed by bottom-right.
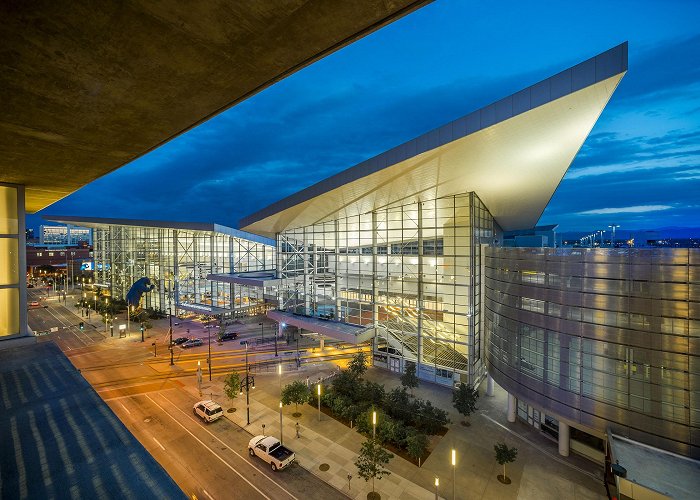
(575, 205), (673, 216)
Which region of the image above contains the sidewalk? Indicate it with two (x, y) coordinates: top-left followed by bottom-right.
(176, 358), (606, 500)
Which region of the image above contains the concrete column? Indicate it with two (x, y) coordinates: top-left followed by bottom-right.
(486, 373), (494, 396)
(319, 336), (324, 351)
(507, 393), (516, 423)
(558, 421), (570, 456)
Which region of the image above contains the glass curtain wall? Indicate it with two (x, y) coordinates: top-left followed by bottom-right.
(94, 225), (274, 315)
(277, 191), (494, 387)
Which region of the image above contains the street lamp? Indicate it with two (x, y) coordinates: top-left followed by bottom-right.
(258, 321), (264, 344)
(317, 383), (321, 421)
(608, 224), (620, 247)
(279, 401), (284, 444)
(168, 288), (174, 366)
(104, 298), (109, 333)
(434, 477), (439, 500)
(372, 410), (377, 440)
(451, 449), (456, 500)
(207, 316), (212, 381)
(239, 341), (255, 425)
(197, 360), (202, 395)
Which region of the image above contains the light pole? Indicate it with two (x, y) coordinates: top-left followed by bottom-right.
(274, 323), (278, 357)
(609, 224), (620, 247)
(207, 316), (212, 381)
(451, 449), (456, 500)
(279, 401), (284, 444)
(372, 410), (377, 440)
(434, 477), (439, 500)
(127, 305), (131, 335)
(317, 383), (321, 421)
(104, 298), (109, 333)
(278, 363), (283, 440)
(239, 341), (255, 425)
(197, 360), (202, 396)
(168, 290), (174, 366)
(258, 321), (264, 344)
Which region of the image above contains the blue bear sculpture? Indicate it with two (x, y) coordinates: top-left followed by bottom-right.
(126, 277), (155, 308)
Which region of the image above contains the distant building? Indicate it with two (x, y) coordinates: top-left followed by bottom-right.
(39, 224), (92, 246)
(502, 224), (558, 248)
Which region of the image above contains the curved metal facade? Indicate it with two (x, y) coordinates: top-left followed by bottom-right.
(484, 247), (699, 458)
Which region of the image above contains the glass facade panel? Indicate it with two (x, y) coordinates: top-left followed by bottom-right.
(93, 224), (274, 316)
(276, 191), (494, 387)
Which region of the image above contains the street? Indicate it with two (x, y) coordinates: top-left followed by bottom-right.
(27, 292), (348, 499)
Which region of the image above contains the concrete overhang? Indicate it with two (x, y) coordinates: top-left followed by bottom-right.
(268, 310), (376, 344)
(177, 303), (230, 316)
(241, 43), (627, 237)
(0, 0), (432, 213)
(44, 215), (274, 246)
(207, 271), (280, 288)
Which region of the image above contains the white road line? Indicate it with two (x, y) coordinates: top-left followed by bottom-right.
(152, 437), (165, 451)
(119, 402), (131, 414)
(202, 489), (214, 500)
(153, 394), (301, 500)
(144, 394), (273, 500)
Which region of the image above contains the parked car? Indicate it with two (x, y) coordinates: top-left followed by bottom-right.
(248, 435), (295, 471)
(193, 400), (223, 423)
(172, 337), (189, 345)
(218, 331), (238, 341)
(182, 338), (203, 348)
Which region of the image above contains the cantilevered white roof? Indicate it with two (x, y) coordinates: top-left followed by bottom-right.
(241, 43), (627, 237)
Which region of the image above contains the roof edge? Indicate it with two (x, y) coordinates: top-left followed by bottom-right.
(240, 42), (628, 232)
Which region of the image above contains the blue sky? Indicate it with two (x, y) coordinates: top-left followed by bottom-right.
(35, 0), (700, 235)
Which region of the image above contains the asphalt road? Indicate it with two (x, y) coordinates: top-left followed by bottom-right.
(108, 389), (345, 500)
(26, 291), (347, 500)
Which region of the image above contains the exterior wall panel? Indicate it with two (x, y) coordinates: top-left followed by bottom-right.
(485, 247), (699, 459)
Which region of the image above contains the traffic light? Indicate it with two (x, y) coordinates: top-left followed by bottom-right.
(79, 322), (84, 331)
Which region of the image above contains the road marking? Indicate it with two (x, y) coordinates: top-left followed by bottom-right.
(145, 394), (273, 500)
(202, 489), (214, 500)
(152, 437), (165, 451)
(153, 394), (301, 500)
(120, 402), (131, 414)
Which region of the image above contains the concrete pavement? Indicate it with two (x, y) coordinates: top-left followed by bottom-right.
(179, 358), (606, 500)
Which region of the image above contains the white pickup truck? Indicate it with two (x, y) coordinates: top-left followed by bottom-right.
(248, 435), (295, 471)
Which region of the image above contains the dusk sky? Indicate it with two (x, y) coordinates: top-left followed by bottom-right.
(35, 1), (700, 235)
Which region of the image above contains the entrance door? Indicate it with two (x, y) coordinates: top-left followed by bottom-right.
(389, 357), (401, 373)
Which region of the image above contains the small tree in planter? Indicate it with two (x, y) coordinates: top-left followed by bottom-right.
(348, 352), (368, 379)
(222, 371), (241, 412)
(400, 361), (419, 397)
(355, 438), (394, 500)
(494, 442), (518, 484)
(405, 431), (429, 467)
(452, 383), (479, 426)
(281, 380), (310, 417)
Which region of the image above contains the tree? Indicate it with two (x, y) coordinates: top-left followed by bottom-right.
(452, 383), (479, 426)
(223, 371), (241, 410)
(405, 431), (429, 466)
(347, 352), (368, 379)
(494, 442), (518, 484)
(281, 380), (310, 417)
(355, 438), (393, 498)
(400, 361), (419, 396)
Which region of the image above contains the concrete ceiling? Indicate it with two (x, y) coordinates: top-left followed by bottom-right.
(0, 0), (431, 213)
